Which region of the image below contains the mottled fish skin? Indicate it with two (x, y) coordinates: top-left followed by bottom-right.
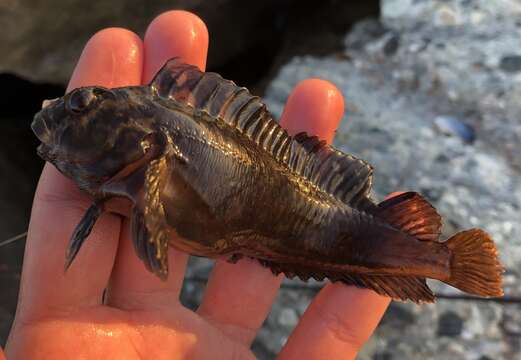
(31, 58), (503, 303)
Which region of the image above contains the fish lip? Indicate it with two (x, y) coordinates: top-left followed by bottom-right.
(31, 112), (52, 145)
(36, 143), (56, 162)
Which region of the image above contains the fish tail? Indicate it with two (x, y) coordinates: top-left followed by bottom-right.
(443, 229), (503, 297)
(375, 192), (503, 298)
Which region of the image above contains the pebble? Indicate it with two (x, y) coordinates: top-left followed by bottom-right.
(383, 33), (400, 56)
(180, 2), (521, 359)
(433, 115), (476, 143)
(278, 308), (299, 327)
(438, 311), (464, 337)
(499, 55), (521, 73)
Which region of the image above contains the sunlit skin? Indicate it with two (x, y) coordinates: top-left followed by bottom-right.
(4, 10), (392, 360)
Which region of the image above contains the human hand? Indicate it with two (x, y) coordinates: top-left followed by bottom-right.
(4, 10), (390, 360)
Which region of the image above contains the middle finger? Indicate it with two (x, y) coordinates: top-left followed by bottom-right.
(106, 10), (209, 310)
(197, 79), (345, 345)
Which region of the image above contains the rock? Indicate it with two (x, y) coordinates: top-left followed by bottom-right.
(383, 33), (400, 56)
(201, 2), (521, 358)
(380, 303), (417, 329)
(373, 351), (393, 360)
(262, 2), (521, 354)
(433, 115), (475, 143)
(499, 55), (521, 73)
(500, 305), (521, 336)
(381, 0), (413, 22)
(437, 311), (464, 337)
(433, 5), (463, 27)
(4, 1), (521, 358)
(278, 308), (299, 328)
(0, 1), (383, 86)
(0, 0), (290, 84)
(381, 0), (521, 29)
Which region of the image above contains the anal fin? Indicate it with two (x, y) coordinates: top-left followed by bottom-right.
(376, 192), (442, 241)
(340, 273), (435, 303)
(258, 259), (435, 303)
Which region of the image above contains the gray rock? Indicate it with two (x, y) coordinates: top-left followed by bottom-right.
(499, 55), (521, 73)
(433, 115), (475, 143)
(381, 0), (521, 29)
(278, 308), (299, 328)
(265, 55), (521, 273)
(346, 14), (521, 169)
(0, 0), (288, 84)
(179, 2), (521, 359)
(261, 3), (521, 355)
(437, 311), (464, 337)
(5, 1), (516, 358)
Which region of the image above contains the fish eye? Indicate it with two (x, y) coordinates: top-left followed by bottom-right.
(68, 88), (96, 113)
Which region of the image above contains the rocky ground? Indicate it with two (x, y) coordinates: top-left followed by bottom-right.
(258, 1), (521, 358)
(1, 0), (520, 359)
(185, 1), (521, 359)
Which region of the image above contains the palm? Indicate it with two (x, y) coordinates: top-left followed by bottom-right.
(4, 10), (390, 360)
(13, 303), (254, 359)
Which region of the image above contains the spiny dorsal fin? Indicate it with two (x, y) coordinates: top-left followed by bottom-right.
(258, 260), (435, 304)
(377, 192), (442, 241)
(292, 132), (373, 205)
(150, 58), (373, 206)
(150, 58), (266, 126)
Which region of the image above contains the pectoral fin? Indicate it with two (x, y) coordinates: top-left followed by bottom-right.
(130, 156), (171, 280)
(65, 202), (104, 270)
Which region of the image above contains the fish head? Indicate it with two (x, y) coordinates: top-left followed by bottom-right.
(32, 86), (160, 194)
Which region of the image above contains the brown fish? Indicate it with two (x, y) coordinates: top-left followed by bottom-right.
(31, 58), (503, 303)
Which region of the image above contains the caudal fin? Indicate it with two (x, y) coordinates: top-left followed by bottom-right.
(444, 229), (503, 297)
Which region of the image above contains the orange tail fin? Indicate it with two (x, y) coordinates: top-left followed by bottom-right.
(443, 229), (503, 297)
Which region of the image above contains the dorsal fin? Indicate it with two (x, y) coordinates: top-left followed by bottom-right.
(150, 58), (374, 207)
(150, 58), (267, 126)
(292, 132), (373, 205)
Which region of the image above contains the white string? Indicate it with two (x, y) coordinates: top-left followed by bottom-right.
(0, 231), (28, 247)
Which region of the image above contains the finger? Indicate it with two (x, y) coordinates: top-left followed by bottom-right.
(278, 191), (402, 359)
(281, 79), (344, 141)
(107, 10), (209, 310)
(68, 28), (144, 91)
(197, 79), (345, 345)
(142, 10), (208, 83)
(278, 284), (390, 360)
(14, 28), (143, 320)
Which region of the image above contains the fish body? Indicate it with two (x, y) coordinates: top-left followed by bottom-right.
(31, 59), (503, 303)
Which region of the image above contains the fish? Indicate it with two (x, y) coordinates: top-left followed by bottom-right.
(31, 58), (504, 303)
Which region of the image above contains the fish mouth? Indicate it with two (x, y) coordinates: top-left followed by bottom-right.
(32, 113), (59, 164)
(36, 143), (58, 163)
(31, 113), (52, 145)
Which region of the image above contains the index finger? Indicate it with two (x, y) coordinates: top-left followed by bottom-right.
(14, 28), (143, 320)
(106, 10), (209, 309)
